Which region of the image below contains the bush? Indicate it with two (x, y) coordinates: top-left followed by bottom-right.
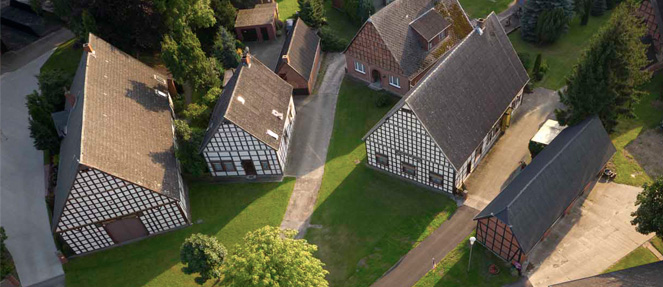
(528, 141), (546, 158)
(1, 227), (15, 280)
(517, 52), (531, 70)
(176, 127), (208, 176)
(180, 234), (227, 285)
(298, 0), (325, 28)
(318, 27), (348, 52)
(375, 93), (390, 108)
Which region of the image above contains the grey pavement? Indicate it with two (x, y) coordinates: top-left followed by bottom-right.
(371, 206), (480, 287)
(526, 182), (654, 287)
(280, 53), (345, 237)
(464, 87), (562, 210)
(1, 51), (65, 285)
(245, 34), (287, 70)
(1, 28), (74, 75)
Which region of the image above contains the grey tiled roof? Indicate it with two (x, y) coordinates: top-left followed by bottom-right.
(364, 13), (529, 169)
(52, 34), (181, 228)
(366, 0), (471, 79)
(201, 56), (293, 151)
(276, 18), (321, 81)
(475, 116), (616, 254)
(550, 261), (663, 287)
(235, 3), (276, 27)
(410, 8), (451, 41)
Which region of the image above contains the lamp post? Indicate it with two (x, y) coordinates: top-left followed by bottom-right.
(467, 236), (476, 272)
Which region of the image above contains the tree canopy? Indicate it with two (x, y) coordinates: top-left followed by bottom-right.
(631, 178), (663, 238)
(222, 226), (329, 287)
(161, 26), (222, 91)
(298, 0), (326, 28)
(521, 0), (574, 43)
(180, 233), (227, 285)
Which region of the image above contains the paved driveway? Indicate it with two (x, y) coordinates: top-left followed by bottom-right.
(245, 34), (286, 70)
(1, 52), (65, 286)
(526, 182), (653, 287)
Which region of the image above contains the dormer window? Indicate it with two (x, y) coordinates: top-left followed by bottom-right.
(410, 8), (451, 50)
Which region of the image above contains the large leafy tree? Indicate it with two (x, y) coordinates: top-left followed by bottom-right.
(222, 226), (329, 287)
(211, 0), (237, 30)
(555, 1), (650, 131)
(161, 26), (221, 91)
(180, 234), (227, 285)
(631, 178), (663, 238)
(521, 0), (574, 43)
(298, 0), (326, 28)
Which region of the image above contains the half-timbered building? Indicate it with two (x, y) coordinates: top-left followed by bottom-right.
(344, 0), (473, 95)
(52, 34), (190, 255)
(362, 13), (529, 194)
(200, 53), (295, 180)
(275, 18), (322, 95)
(474, 116), (616, 265)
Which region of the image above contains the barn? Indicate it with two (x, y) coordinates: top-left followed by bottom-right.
(200, 52), (295, 180)
(234, 2), (279, 42)
(474, 116), (616, 265)
(362, 13), (529, 194)
(275, 18), (321, 95)
(52, 34), (190, 255)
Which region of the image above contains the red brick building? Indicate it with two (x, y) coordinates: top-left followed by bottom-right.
(344, 0), (472, 95)
(235, 2), (279, 42)
(637, 0), (663, 65)
(275, 19), (322, 95)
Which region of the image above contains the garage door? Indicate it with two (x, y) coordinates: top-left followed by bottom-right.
(104, 216), (148, 243)
(241, 28), (258, 42)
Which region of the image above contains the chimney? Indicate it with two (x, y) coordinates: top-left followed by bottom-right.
(475, 18), (485, 36)
(83, 43), (94, 54)
(64, 88), (76, 110)
(281, 54), (289, 64)
(242, 47), (252, 67)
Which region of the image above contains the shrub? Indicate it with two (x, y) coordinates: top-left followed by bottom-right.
(175, 127), (208, 176)
(319, 27), (348, 52)
(528, 141), (546, 158)
(180, 234), (227, 285)
(521, 0), (574, 43)
(517, 52), (531, 70)
(298, 0), (325, 28)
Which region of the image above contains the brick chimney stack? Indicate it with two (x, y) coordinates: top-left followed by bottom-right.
(83, 43), (94, 54)
(242, 47), (252, 67)
(281, 54), (289, 64)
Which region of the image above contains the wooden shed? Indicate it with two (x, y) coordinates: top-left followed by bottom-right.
(235, 2), (279, 42)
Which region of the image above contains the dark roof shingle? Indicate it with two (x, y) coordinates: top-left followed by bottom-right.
(475, 116), (616, 254)
(550, 261), (663, 287)
(235, 3), (276, 27)
(410, 8), (451, 41)
(276, 18), (321, 81)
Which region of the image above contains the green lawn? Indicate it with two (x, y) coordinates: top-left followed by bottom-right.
(415, 234), (518, 287)
(651, 237), (663, 255)
(603, 246), (659, 273)
(64, 179), (295, 287)
(458, 0), (513, 19)
(41, 38), (82, 78)
(305, 78), (458, 287)
(277, 0), (299, 21)
(609, 72), (663, 187)
(508, 14), (612, 90)
(324, 0), (360, 42)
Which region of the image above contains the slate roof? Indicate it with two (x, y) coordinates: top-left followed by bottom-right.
(410, 8), (451, 41)
(276, 18), (321, 81)
(201, 56), (293, 151)
(363, 13), (529, 169)
(53, 34), (181, 228)
(356, 0), (471, 79)
(475, 116), (616, 254)
(235, 3), (276, 27)
(550, 261), (663, 287)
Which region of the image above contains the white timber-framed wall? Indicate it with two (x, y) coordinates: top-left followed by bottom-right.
(202, 97), (296, 178)
(54, 168), (189, 255)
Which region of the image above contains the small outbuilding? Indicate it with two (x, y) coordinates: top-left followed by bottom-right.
(275, 18), (321, 95)
(474, 116), (615, 265)
(235, 2), (279, 42)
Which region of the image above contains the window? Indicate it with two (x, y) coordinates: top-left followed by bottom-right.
(375, 153), (389, 166)
(389, 75), (400, 88)
(260, 160), (270, 170)
(439, 31), (446, 40)
(428, 41), (433, 50)
(429, 172), (444, 185)
(354, 61), (365, 74)
(402, 162), (416, 176)
(211, 161), (236, 172)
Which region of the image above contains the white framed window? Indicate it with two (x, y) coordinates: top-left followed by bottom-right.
(389, 75), (400, 88)
(354, 61), (366, 74)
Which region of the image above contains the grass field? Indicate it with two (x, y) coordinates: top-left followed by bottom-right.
(603, 246), (659, 273)
(651, 237), (663, 255)
(458, 0), (513, 19)
(324, 0), (360, 42)
(305, 78), (458, 287)
(415, 234), (519, 287)
(610, 72), (663, 187)
(508, 14), (612, 90)
(64, 179), (295, 287)
(277, 0), (299, 21)
(41, 38), (82, 78)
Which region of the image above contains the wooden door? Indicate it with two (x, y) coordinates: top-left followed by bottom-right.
(242, 160), (257, 175)
(104, 216), (148, 243)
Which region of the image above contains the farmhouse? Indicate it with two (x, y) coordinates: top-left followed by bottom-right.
(235, 2), (279, 42)
(275, 18), (322, 95)
(52, 34), (190, 255)
(200, 52), (295, 180)
(344, 0), (473, 95)
(362, 13), (529, 194)
(474, 116), (616, 265)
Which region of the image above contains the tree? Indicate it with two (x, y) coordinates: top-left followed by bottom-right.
(536, 7), (568, 44)
(1, 227), (15, 280)
(161, 27), (221, 91)
(212, 27), (241, 69)
(555, 1), (650, 131)
(180, 234), (227, 285)
(577, 0), (592, 25)
(73, 9), (97, 42)
(298, 0), (326, 28)
(591, 0), (607, 16)
(631, 178), (663, 238)
(26, 91), (60, 154)
(211, 0), (237, 30)
(182, 103), (211, 128)
(521, 0), (574, 43)
(319, 27), (349, 52)
(37, 69), (73, 112)
(222, 226), (329, 287)
(532, 53), (543, 80)
(154, 0), (216, 31)
(175, 124), (208, 176)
